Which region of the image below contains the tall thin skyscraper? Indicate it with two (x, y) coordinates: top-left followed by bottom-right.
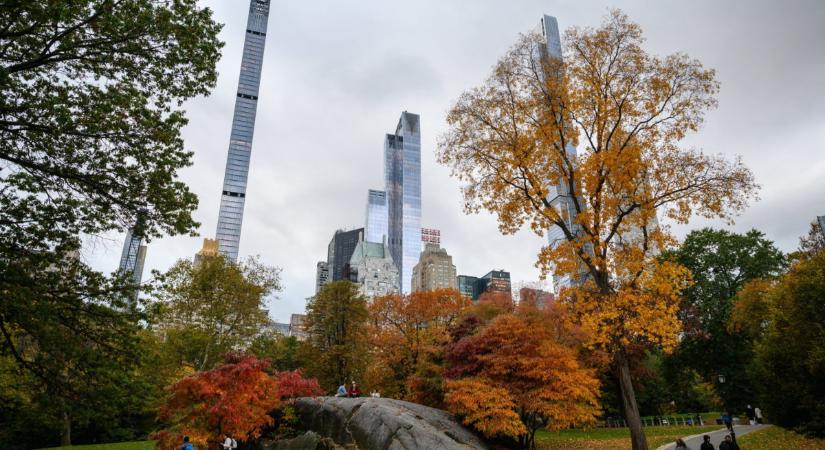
(215, 0), (271, 261)
(365, 189), (388, 243)
(538, 15), (584, 292)
(385, 111), (422, 293)
(118, 228), (147, 288)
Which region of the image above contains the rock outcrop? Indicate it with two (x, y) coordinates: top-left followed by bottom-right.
(290, 396), (489, 450)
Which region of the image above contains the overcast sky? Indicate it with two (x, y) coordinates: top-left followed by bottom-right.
(85, 0), (825, 323)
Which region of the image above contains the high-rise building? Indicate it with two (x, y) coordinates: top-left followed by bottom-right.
(365, 190), (388, 243)
(288, 313), (307, 341)
(536, 15), (589, 293)
(477, 270), (512, 297)
(411, 243), (457, 292)
(315, 261), (329, 293)
(195, 238), (220, 266)
(215, 0), (271, 261)
(457, 275), (479, 299)
(385, 111), (422, 293)
(327, 228), (364, 281)
(518, 287), (555, 309)
(348, 236), (399, 298)
(118, 228), (147, 289)
(421, 227), (441, 250)
(456, 270), (512, 300)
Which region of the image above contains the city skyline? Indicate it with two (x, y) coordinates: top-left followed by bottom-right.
(88, 0), (825, 323)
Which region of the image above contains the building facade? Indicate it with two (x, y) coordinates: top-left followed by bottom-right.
(457, 275), (479, 299)
(315, 261), (329, 293)
(411, 243), (457, 292)
(385, 111), (422, 293)
(215, 0), (271, 261)
(518, 287), (555, 309)
(118, 227), (147, 289)
(348, 237), (399, 298)
(818, 215), (825, 239)
(365, 189), (388, 243)
(327, 228), (363, 281)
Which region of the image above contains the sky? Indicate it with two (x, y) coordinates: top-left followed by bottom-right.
(85, 0), (825, 323)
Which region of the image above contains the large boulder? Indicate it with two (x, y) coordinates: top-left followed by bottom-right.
(291, 396), (489, 450)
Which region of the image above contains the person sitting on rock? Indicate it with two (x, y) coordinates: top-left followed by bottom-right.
(348, 380), (361, 397)
(335, 382), (347, 397)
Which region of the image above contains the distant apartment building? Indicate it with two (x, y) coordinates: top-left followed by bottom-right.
(456, 270), (512, 300)
(327, 228), (364, 281)
(348, 236), (399, 298)
(411, 243), (457, 292)
(289, 313), (307, 341)
(518, 287), (555, 309)
(457, 275), (479, 299)
(315, 261), (329, 293)
(118, 227), (147, 292)
(818, 215), (825, 239)
(194, 238), (220, 266)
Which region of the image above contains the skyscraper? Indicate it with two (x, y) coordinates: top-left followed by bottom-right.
(538, 15), (587, 292)
(385, 111), (422, 293)
(315, 261), (329, 293)
(118, 228), (147, 289)
(215, 0), (271, 261)
(348, 236), (399, 299)
(365, 189), (388, 243)
(411, 243), (457, 292)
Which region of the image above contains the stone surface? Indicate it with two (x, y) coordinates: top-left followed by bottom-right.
(259, 431), (349, 450)
(292, 396), (489, 450)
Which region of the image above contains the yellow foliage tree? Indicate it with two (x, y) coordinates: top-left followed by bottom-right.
(437, 10), (757, 450)
(444, 378), (526, 439)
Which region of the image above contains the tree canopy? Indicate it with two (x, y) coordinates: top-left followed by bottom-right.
(436, 10), (757, 450)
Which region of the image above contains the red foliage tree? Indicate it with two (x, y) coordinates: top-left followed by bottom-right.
(153, 355), (320, 449)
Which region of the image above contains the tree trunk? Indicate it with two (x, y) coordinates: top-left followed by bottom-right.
(616, 350), (647, 450)
(60, 410), (72, 447)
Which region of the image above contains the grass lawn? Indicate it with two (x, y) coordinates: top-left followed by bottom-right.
(738, 426), (825, 449)
(38, 441), (155, 450)
(536, 425), (721, 450)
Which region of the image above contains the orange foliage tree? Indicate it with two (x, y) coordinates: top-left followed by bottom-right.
(444, 308), (600, 449)
(436, 10), (757, 450)
(153, 354), (321, 449)
(366, 288), (470, 404)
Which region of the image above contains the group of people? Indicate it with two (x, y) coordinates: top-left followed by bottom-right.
(178, 433), (238, 450)
(675, 434), (741, 450)
(334, 380), (382, 398)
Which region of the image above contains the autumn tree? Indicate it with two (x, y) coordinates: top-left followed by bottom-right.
(152, 255), (280, 371)
(153, 354), (321, 450)
(445, 308), (599, 449)
(299, 281), (369, 391)
(367, 289), (469, 404)
(437, 11), (757, 449)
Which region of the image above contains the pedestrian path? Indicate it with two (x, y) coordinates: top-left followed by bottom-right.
(656, 424), (769, 450)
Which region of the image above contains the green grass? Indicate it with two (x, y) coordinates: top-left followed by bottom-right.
(37, 441), (155, 450)
(536, 425), (721, 450)
(738, 426), (825, 450)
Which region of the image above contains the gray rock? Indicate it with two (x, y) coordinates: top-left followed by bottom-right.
(292, 397), (489, 450)
(259, 431), (349, 450)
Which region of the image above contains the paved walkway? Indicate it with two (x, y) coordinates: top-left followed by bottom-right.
(656, 424), (770, 450)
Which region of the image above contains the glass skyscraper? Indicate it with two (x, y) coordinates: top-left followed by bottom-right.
(118, 227), (147, 291)
(365, 189), (388, 243)
(385, 111), (422, 293)
(538, 15), (587, 292)
(215, 0), (270, 261)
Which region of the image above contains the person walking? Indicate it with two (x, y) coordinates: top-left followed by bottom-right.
(746, 404), (755, 425)
(754, 406), (763, 424)
(700, 435), (714, 450)
(180, 436), (195, 450)
(675, 438), (690, 449)
(719, 435), (740, 450)
(221, 433), (237, 450)
(721, 411), (733, 431)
